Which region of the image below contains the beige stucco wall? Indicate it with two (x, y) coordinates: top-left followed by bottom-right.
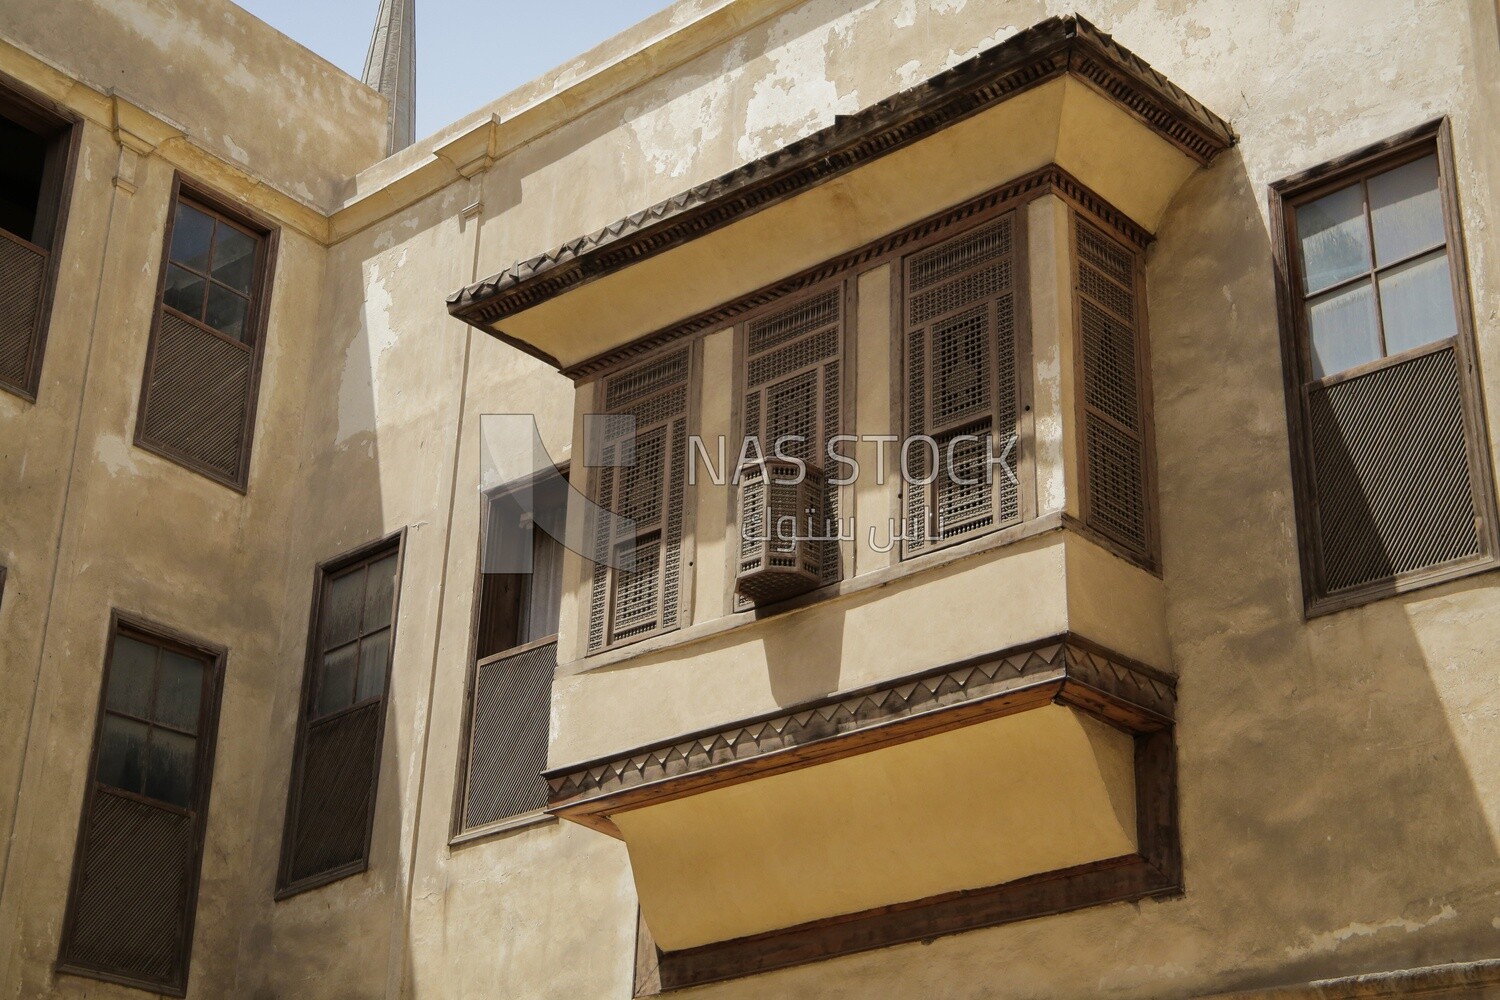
(3, 0), (1500, 998)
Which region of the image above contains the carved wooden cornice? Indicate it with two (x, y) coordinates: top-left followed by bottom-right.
(545, 634), (1174, 829)
(447, 13), (1234, 349)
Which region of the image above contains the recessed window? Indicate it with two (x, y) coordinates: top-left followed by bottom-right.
(279, 536), (403, 896)
(1274, 121), (1497, 612)
(58, 619), (223, 995)
(0, 79), (78, 400)
(455, 472), (566, 836)
(136, 180), (276, 490)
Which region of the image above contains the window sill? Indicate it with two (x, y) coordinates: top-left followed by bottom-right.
(562, 511), (1068, 676)
(1306, 552), (1500, 619)
(449, 809), (557, 849)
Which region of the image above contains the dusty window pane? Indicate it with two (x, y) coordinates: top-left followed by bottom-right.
(204, 285), (249, 340)
(169, 203), (215, 273)
(145, 729), (197, 808)
(363, 554), (398, 631)
(1379, 249), (1457, 356)
(96, 715), (148, 794)
(1297, 183), (1371, 294)
(163, 264), (207, 319)
(1369, 154), (1444, 266)
(155, 652), (204, 734)
(355, 629), (390, 702)
(316, 642), (358, 716)
(322, 569), (364, 648)
(211, 224), (257, 293)
(105, 636), (157, 718)
(1308, 279), (1381, 378)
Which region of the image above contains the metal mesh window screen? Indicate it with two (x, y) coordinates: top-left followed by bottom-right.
(738, 287), (844, 607)
(59, 624), (221, 994)
(0, 233), (46, 392)
(1308, 345), (1480, 592)
(588, 348), (690, 652)
(280, 540), (401, 894)
(902, 213), (1020, 557)
(1073, 216), (1151, 560)
(463, 641), (556, 828)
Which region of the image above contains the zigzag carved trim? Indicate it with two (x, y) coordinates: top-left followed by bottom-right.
(447, 14), (1233, 344)
(544, 634), (1174, 813)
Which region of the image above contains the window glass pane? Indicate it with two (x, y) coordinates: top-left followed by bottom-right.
(322, 569), (365, 648)
(96, 715), (148, 794)
(1379, 249), (1458, 357)
(211, 224), (257, 293)
(1308, 279), (1381, 379)
(316, 642), (358, 716)
(355, 629), (390, 702)
(162, 264), (206, 319)
(1297, 183), (1371, 294)
(362, 554), (398, 631)
(204, 285), (249, 341)
(520, 531), (564, 644)
(155, 651), (204, 733)
(169, 203), (215, 272)
(144, 729), (196, 808)
(105, 636), (157, 718)
(1369, 154), (1445, 267)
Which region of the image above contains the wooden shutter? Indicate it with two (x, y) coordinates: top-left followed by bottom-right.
(136, 182), (275, 491)
(58, 619), (224, 995)
(279, 537), (403, 896)
(0, 83), (78, 401)
(737, 286), (845, 607)
(587, 347), (690, 653)
(460, 639), (556, 830)
(1073, 215), (1154, 562)
(902, 212), (1022, 557)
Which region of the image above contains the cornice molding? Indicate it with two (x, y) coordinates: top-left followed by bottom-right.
(556, 164), (1147, 381)
(544, 634), (1174, 824)
(448, 13), (1234, 339)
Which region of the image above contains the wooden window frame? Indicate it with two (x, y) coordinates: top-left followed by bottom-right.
(1066, 206), (1161, 572)
(1270, 118), (1499, 617)
(0, 74), (82, 402)
(451, 468), (567, 843)
(134, 174), (279, 492)
(585, 342), (698, 655)
(56, 611), (227, 998)
(725, 278), (856, 611)
(276, 530), (406, 898)
(896, 204), (1037, 562)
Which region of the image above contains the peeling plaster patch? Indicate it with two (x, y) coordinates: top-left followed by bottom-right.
(737, 9), (861, 162)
(896, 59), (925, 89)
(222, 134), (249, 165)
(336, 252), (403, 445)
(1285, 905), (1457, 959)
(94, 435), (139, 477)
(894, 0), (917, 29)
(944, 26), (1020, 72)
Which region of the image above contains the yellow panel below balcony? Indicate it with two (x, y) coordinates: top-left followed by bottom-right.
(611, 703), (1137, 952)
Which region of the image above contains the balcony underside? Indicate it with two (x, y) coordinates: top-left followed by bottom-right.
(446, 14), (1233, 376)
(545, 635), (1180, 991)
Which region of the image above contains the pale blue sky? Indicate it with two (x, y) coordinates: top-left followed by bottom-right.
(232, 0), (674, 140)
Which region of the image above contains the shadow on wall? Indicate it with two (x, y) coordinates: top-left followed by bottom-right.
(1146, 145), (1500, 995)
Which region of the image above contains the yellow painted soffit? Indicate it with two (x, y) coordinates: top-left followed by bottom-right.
(612, 704), (1139, 952)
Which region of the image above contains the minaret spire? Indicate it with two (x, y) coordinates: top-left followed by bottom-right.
(362, 0), (415, 155)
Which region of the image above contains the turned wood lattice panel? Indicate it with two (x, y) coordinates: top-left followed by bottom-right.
(589, 348), (690, 652)
(1074, 217), (1151, 559)
(903, 213), (1020, 556)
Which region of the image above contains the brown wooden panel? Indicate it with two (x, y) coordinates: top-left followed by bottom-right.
(462, 640), (556, 829)
(0, 231), (46, 392)
(283, 702), (382, 886)
(138, 312), (253, 484)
